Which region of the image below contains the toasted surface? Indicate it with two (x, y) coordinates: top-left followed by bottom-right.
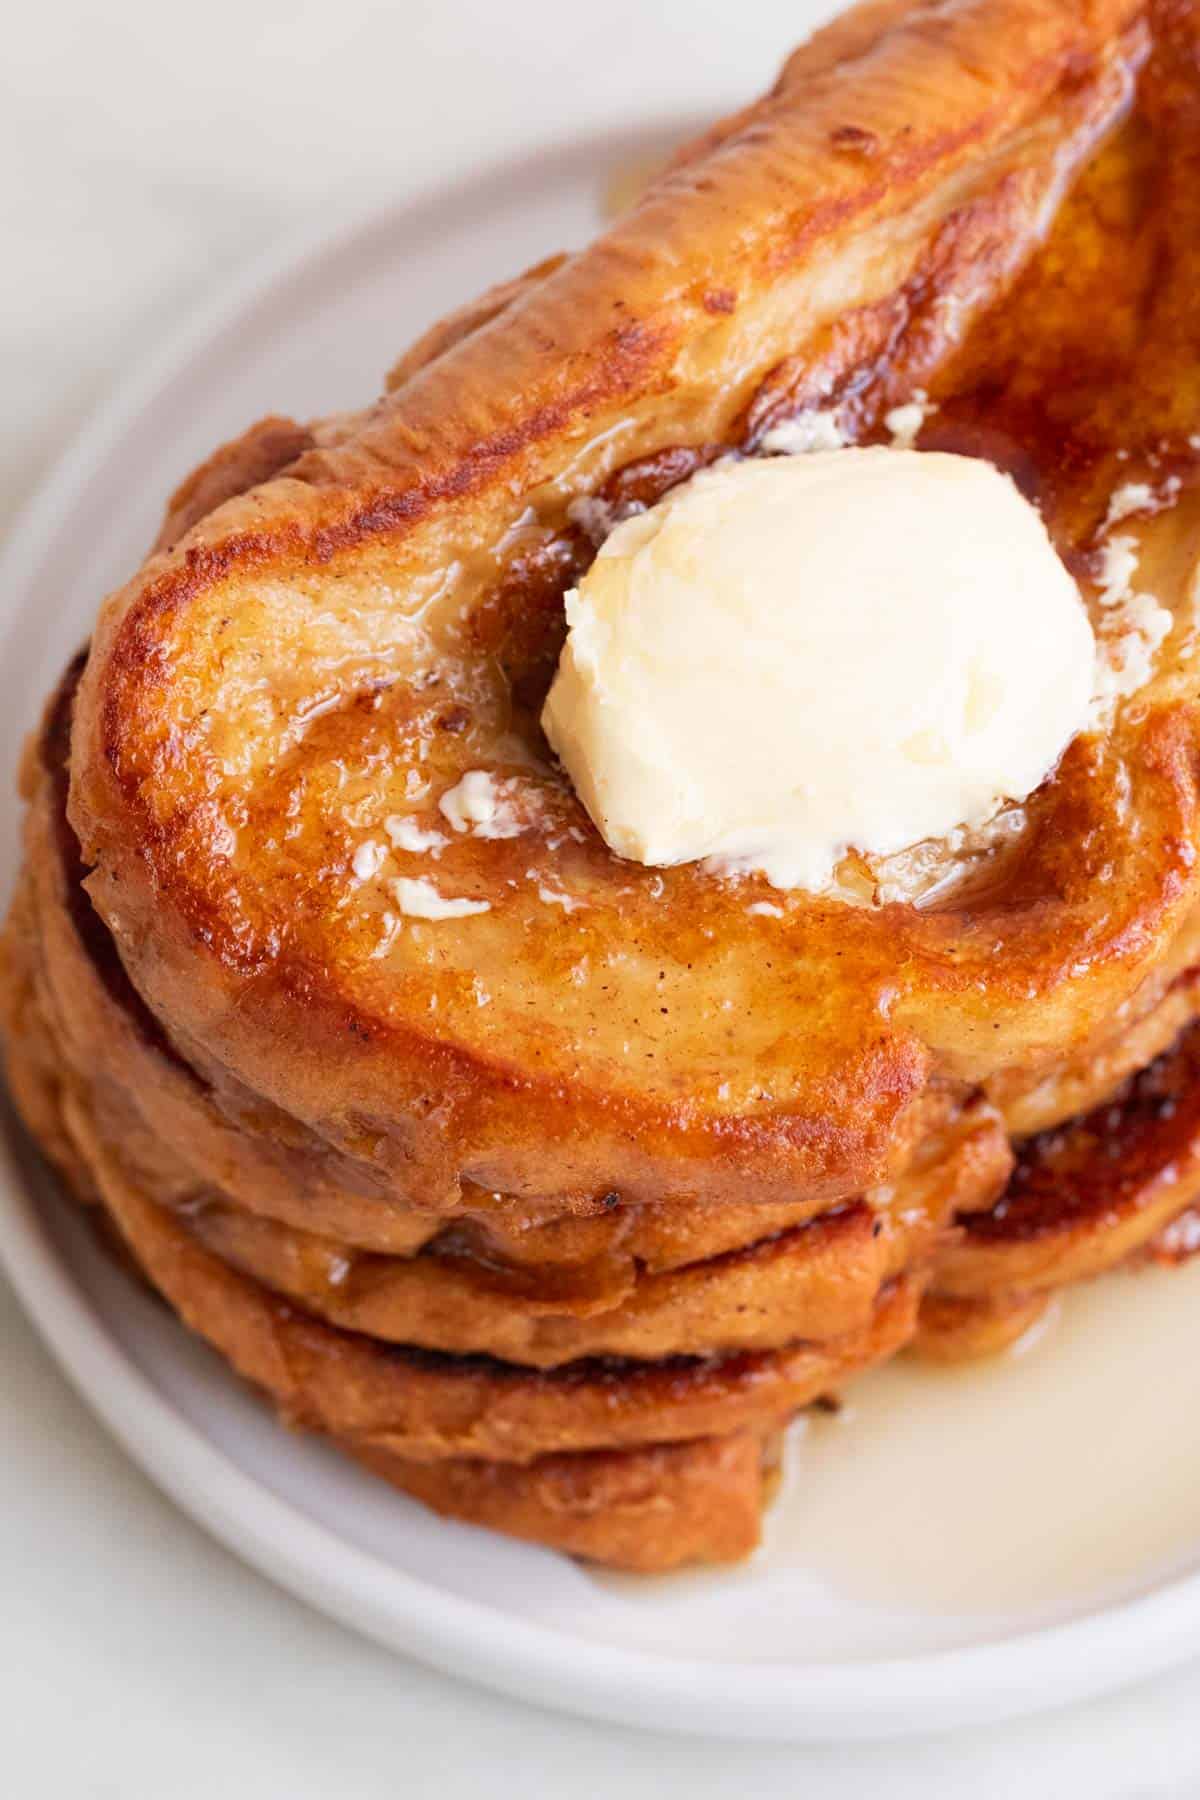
(936, 1018), (1200, 1299)
(20, 663), (986, 1275)
(2, 689), (923, 1459)
(64, 1), (1200, 1218)
(353, 1432), (768, 1572)
(55, 1063), (924, 1460)
(913, 1291), (1052, 1362)
(985, 969), (1200, 1138)
(7, 0), (1200, 1570)
(8, 637), (1200, 1504)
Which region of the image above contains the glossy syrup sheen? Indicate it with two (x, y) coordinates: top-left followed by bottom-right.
(761, 1254), (1200, 1618)
(72, 18), (1200, 1234)
(586, 1254), (1200, 1617)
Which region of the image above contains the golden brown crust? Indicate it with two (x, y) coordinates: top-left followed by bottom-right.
(65, 0), (1181, 1219)
(2, 702), (923, 1464)
(185, 1198), (924, 1366)
(985, 969), (1200, 1137)
(354, 1432), (767, 1571)
(913, 1290), (1051, 1361)
(7, 0), (1200, 1570)
(60, 1073), (923, 1460)
(936, 1018), (1200, 1300)
(17, 663), (983, 1281)
(7, 663), (1200, 1536)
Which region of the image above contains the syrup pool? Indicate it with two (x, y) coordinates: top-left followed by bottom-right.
(591, 1255), (1200, 1625)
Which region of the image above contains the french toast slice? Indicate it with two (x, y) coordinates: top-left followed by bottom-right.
(935, 1017), (1200, 1303)
(917, 1014), (1200, 1360)
(350, 1433), (771, 1573)
(63, 0), (1200, 1221)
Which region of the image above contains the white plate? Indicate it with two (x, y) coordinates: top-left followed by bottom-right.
(3, 123), (1200, 1745)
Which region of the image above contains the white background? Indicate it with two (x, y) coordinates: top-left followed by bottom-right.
(3, 1), (1200, 1791)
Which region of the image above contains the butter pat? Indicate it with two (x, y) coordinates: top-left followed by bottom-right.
(542, 450), (1095, 892)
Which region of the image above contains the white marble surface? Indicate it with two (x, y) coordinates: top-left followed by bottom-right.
(3, 0), (1200, 1790)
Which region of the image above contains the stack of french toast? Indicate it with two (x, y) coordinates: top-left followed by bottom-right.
(5, 0), (1200, 1570)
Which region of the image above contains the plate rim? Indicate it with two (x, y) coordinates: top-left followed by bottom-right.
(2, 147), (1199, 1744)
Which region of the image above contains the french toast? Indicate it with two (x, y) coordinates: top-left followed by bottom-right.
(67, 0), (1200, 1219)
(5, 0), (1200, 1569)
